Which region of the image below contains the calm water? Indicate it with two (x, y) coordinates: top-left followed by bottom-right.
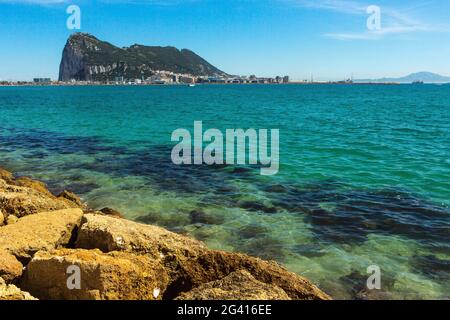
(0, 84), (449, 299)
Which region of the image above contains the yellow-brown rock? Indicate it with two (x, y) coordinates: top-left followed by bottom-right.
(176, 270), (291, 300)
(6, 215), (18, 225)
(0, 209), (83, 261)
(76, 213), (206, 257)
(0, 277), (36, 300)
(0, 249), (23, 283)
(0, 168), (13, 183)
(76, 214), (330, 300)
(13, 176), (53, 196)
(22, 249), (169, 300)
(0, 181), (75, 218)
(0, 169), (84, 218)
(0, 168), (331, 301)
(57, 190), (86, 208)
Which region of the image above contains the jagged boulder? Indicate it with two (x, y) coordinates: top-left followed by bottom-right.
(76, 214), (330, 300)
(0, 168), (84, 218)
(170, 249), (331, 300)
(176, 270), (291, 300)
(0, 209), (83, 261)
(75, 213), (206, 257)
(13, 176), (53, 197)
(57, 190), (86, 208)
(0, 278), (36, 300)
(0, 250), (23, 283)
(0, 181), (76, 218)
(22, 249), (169, 300)
(0, 168), (13, 182)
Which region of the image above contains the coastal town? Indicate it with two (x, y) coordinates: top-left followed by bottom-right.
(0, 73), (291, 86)
(0, 76), (398, 86)
(0, 75), (404, 86)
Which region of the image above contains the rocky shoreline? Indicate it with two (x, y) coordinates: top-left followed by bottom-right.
(0, 167), (330, 300)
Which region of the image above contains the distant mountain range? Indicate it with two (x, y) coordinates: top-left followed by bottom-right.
(59, 33), (227, 81)
(356, 72), (450, 84)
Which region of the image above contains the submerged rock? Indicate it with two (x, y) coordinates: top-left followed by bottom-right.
(99, 207), (124, 218)
(0, 209), (83, 261)
(0, 277), (36, 300)
(176, 270), (291, 300)
(273, 183), (450, 249)
(190, 210), (225, 225)
(238, 201), (278, 214)
(136, 211), (191, 230)
(22, 249), (169, 300)
(411, 255), (450, 281)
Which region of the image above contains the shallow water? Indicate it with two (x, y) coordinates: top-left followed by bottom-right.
(0, 84), (449, 299)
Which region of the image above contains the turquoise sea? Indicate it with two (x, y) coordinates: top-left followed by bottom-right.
(0, 84), (449, 299)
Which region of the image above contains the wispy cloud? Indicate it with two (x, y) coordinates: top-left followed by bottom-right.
(283, 0), (450, 40)
(324, 26), (430, 40)
(286, 0), (366, 14)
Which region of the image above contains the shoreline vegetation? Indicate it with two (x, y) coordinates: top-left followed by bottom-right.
(0, 166), (330, 300)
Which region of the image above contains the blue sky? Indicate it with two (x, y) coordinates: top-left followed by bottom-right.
(1, 0), (450, 81)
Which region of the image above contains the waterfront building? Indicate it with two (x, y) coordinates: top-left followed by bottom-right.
(33, 78), (51, 84)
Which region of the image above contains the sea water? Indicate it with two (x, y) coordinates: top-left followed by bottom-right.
(0, 84), (448, 299)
